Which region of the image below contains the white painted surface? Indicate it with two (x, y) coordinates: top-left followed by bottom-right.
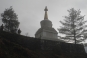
(84, 47), (87, 53)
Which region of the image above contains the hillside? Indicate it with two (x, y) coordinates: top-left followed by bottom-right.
(0, 36), (35, 58)
(0, 36), (62, 58)
(0, 31), (87, 58)
(0, 37), (87, 58)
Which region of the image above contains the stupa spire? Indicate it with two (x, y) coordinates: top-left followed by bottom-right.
(44, 6), (48, 20)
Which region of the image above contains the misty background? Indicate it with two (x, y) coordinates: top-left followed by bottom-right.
(0, 0), (87, 37)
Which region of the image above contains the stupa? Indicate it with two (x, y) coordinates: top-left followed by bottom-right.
(35, 6), (58, 41)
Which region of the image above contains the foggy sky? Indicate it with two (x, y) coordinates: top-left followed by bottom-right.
(0, 0), (87, 37)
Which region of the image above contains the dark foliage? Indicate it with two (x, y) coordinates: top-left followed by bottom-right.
(1, 6), (20, 33)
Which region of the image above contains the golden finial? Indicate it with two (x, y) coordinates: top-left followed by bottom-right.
(44, 6), (48, 20)
(44, 6), (48, 11)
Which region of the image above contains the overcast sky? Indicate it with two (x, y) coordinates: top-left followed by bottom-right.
(0, 0), (87, 38)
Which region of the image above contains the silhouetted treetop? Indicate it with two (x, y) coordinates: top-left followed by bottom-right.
(1, 6), (20, 33)
(58, 8), (87, 44)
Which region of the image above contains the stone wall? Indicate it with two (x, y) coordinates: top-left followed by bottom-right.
(0, 31), (86, 54)
(40, 39), (85, 53)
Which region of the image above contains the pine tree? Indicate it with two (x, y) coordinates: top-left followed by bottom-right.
(1, 6), (20, 33)
(58, 8), (87, 44)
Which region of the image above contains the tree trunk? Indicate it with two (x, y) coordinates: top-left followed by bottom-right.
(74, 30), (76, 44)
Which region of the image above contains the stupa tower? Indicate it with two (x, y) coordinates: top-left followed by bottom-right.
(35, 6), (58, 41)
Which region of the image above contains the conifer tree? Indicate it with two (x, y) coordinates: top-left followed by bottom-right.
(1, 6), (20, 33)
(58, 8), (87, 44)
